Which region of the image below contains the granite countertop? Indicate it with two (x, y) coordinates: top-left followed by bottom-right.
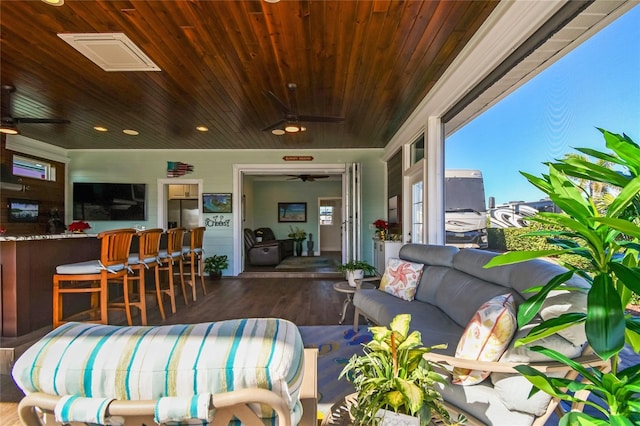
(0, 233), (98, 241)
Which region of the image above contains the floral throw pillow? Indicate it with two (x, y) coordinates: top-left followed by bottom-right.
(379, 258), (424, 301)
(452, 293), (517, 386)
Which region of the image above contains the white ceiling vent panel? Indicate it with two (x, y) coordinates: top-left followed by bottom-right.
(57, 33), (160, 72)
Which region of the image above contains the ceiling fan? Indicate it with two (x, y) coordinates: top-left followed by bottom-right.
(262, 83), (344, 134)
(0, 85), (70, 135)
(287, 174), (330, 182)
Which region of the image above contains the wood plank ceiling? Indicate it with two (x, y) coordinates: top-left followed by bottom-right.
(0, 0), (498, 150)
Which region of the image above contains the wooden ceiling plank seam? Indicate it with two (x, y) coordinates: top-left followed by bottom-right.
(172, 4), (267, 143)
(381, 2), (496, 141)
(324, 0), (355, 117)
(349, 0), (433, 139)
(132, 2), (250, 143)
(345, 2), (395, 137)
(339, 1), (376, 127)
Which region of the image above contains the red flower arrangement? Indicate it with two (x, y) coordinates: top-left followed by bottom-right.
(373, 219), (389, 231)
(68, 221), (91, 232)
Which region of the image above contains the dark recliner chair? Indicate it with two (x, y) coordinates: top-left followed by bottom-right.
(254, 227), (294, 258)
(244, 228), (282, 266)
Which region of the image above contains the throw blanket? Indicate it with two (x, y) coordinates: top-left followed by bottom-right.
(12, 318), (305, 425)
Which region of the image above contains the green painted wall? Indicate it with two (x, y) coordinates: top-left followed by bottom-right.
(250, 179), (342, 242)
(67, 149), (386, 274)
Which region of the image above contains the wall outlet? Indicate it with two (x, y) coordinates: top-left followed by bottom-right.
(369, 223), (375, 230)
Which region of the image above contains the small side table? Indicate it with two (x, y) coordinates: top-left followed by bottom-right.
(333, 281), (376, 324)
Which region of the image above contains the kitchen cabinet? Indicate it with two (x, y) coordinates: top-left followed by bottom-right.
(373, 239), (403, 274)
(168, 184), (198, 199)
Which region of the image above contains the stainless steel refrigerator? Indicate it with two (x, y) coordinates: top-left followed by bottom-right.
(167, 199), (199, 229)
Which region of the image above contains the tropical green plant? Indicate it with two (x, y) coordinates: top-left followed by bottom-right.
(337, 259), (377, 275)
(339, 314), (465, 426)
(203, 254), (229, 273)
(287, 226), (307, 241)
(484, 128), (640, 424)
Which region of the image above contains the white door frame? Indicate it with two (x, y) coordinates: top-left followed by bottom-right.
(232, 163), (348, 276)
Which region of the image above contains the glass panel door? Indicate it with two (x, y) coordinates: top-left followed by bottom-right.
(412, 180), (424, 244)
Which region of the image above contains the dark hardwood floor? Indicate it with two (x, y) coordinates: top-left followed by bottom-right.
(1, 273), (350, 425)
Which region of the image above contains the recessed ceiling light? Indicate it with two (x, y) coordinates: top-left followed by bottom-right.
(42, 0), (64, 6)
(272, 129), (285, 136)
(0, 123), (19, 135)
(93, 126), (108, 132)
(264, 0), (280, 3)
(122, 129), (139, 136)
(196, 125), (208, 132)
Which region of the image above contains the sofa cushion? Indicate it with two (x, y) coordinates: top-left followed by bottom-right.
(435, 375), (536, 426)
(453, 293), (517, 385)
(435, 268), (517, 328)
(379, 258), (424, 301)
(353, 290), (462, 354)
(398, 244), (459, 267)
(539, 287), (588, 346)
(489, 325), (584, 416)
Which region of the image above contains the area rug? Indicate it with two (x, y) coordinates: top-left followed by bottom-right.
(298, 325), (372, 414)
(275, 256), (339, 270)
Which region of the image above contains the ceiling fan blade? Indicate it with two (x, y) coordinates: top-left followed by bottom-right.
(298, 115), (344, 123)
(13, 117), (70, 124)
(265, 91), (291, 114)
(261, 118), (286, 132)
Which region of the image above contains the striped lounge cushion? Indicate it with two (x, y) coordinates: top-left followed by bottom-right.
(12, 318), (305, 425)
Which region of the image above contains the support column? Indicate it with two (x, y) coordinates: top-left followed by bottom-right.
(425, 116), (445, 245)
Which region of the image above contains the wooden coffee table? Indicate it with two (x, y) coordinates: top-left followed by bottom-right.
(333, 281), (376, 324)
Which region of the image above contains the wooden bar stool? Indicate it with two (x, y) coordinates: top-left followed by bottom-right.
(109, 228), (163, 325)
(182, 226), (206, 302)
(52, 228), (136, 328)
(157, 227), (187, 317)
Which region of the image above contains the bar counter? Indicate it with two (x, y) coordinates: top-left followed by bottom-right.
(0, 234), (101, 337)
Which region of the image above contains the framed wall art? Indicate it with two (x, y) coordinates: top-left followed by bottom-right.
(203, 193), (232, 213)
(278, 202), (307, 223)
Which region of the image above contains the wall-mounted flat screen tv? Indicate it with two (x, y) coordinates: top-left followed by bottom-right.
(73, 183), (146, 221)
(8, 198), (40, 223)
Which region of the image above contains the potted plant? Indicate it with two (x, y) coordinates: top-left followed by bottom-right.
(485, 129), (640, 424)
(203, 254), (228, 280)
(339, 314), (464, 426)
(288, 226), (307, 256)
(338, 260), (377, 287)
(373, 219), (389, 240)
(67, 220), (91, 233)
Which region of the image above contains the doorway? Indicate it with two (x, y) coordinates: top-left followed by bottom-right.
(156, 178), (204, 230)
(318, 197), (342, 254)
(232, 163), (351, 276)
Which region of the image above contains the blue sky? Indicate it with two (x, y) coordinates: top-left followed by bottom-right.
(446, 4), (640, 205)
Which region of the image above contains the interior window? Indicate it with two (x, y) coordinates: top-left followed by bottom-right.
(12, 155), (56, 181)
(410, 134), (425, 166)
(412, 180), (423, 243)
(320, 205), (334, 225)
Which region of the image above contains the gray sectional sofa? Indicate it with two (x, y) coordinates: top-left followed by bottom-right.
(353, 243), (600, 426)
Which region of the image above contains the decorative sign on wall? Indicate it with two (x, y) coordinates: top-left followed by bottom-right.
(282, 156), (314, 161)
(167, 161), (194, 177)
(205, 215), (231, 227)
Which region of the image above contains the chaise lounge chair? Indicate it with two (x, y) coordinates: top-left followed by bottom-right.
(12, 318), (317, 426)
